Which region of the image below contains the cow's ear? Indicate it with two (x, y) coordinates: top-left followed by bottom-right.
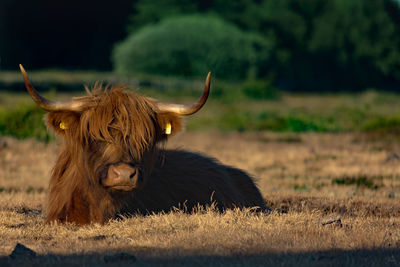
(156, 112), (184, 138)
(45, 111), (80, 136)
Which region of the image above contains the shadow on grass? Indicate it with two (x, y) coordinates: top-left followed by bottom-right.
(0, 248), (399, 266)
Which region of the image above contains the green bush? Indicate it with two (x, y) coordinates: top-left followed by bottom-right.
(113, 14), (270, 80)
(0, 105), (51, 142)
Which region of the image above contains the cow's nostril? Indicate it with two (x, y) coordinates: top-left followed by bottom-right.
(129, 170), (137, 180)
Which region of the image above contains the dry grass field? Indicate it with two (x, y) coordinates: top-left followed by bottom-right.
(0, 131), (399, 266)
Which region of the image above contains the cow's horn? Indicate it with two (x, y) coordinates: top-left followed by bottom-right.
(156, 72), (211, 115)
(19, 64), (86, 112)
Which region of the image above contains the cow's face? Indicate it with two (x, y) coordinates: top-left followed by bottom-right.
(20, 65), (210, 193)
(45, 88), (184, 192)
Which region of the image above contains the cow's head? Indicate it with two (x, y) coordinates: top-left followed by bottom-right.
(20, 65), (210, 222)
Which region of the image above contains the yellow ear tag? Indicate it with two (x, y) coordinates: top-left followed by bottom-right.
(59, 121), (68, 130)
(165, 122), (172, 135)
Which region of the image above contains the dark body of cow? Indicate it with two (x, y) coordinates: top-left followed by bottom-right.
(20, 65), (269, 225)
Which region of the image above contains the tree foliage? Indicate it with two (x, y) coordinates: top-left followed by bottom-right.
(1, 0), (400, 91)
(125, 0), (400, 91)
(113, 14), (270, 80)
(308, 0), (400, 89)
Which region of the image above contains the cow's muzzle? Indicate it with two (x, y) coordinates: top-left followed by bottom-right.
(101, 163), (142, 191)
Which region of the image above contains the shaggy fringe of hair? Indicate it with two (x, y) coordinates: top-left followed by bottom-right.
(45, 84), (164, 224)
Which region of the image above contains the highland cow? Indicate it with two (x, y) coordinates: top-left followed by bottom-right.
(20, 64), (269, 225)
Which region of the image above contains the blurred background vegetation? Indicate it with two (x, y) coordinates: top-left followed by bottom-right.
(1, 0), (400, 140)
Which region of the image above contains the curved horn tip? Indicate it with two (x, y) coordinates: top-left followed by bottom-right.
(19, 64), (27, 76)
(206, 72), (211, 81)
(205, 72), (211, 91)
(19, 64), (30, 82)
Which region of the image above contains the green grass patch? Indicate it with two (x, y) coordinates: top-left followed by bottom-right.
(242, 80), (279, 100)
(332, 175), (382, 189)
(362, 116), (400, 133)
(0, 186), (46, 194)
(0, 105), (52, 142)
(217, 110), (339, 132)
(293, 184), (309, 192)
(3, 71), (400, 139)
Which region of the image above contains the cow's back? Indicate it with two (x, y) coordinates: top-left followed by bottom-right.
(118, 150), (269, 215)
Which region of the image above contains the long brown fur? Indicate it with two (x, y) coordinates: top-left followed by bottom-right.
(44, 85), (269, 225)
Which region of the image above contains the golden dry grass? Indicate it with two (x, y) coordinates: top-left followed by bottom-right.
(0, 131), (400, 266)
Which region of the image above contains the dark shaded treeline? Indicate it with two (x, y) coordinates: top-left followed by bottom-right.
(1, 0), (400, 91)
(127, 0), (400, 91)
(0, 0), (135, 70)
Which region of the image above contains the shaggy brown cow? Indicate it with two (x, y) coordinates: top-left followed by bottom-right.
(20, 64), (269, 225)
